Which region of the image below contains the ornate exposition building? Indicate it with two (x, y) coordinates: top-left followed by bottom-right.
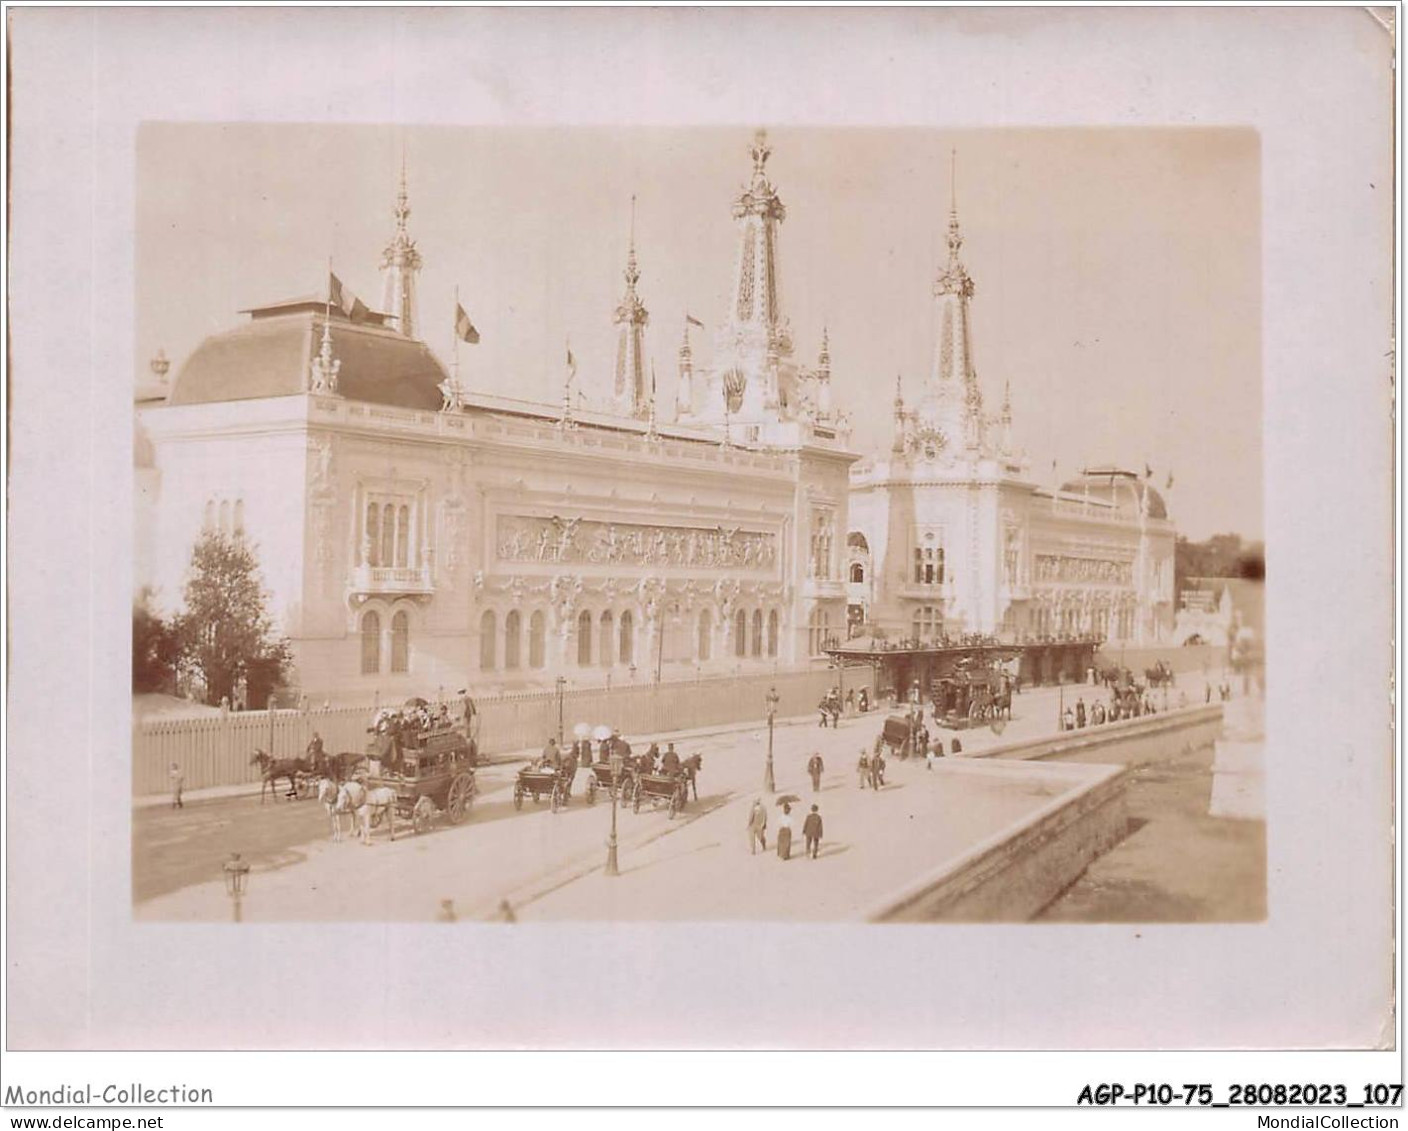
(846, 184), (1175, 647)
(135, 133), (1175, 702)
(136, 133), (857, 700)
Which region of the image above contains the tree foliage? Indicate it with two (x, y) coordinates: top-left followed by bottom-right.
(172, 531), (292, 707)
(1174, 533), (1266, 597)
(132, 588), (179, 694)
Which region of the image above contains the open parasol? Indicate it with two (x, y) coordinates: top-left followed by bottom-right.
(774, 794), (802, 807)
(591, 724), (614, 742)
(573, 722), (593, 740)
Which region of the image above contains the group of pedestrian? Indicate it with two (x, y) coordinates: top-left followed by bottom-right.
(747, 798), (824, 860)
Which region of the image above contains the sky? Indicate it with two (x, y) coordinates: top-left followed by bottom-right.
(136, 124), (1261, 541)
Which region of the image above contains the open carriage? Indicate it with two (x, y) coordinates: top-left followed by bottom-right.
(632, 771), (689, 818)
(586, 759), (634, 805)
(514, 764), (572, 812)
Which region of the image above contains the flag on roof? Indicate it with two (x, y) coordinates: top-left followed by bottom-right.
(328, 272), (369, 322)
(454, 303), (480, 344)
(1166, 471), (1175, 490)
(566, 346), (577, 380)
(685, 313), (704, 328)
(1144, 462), (1154, 479)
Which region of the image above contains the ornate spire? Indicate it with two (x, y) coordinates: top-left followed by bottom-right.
(380, 154), (423, 338)
(613, 195), (650, 418)
(892, 374), (907, 453)
(934, 150), (974, 300)
(817, 324), (831, 380)
(729, 129), (787, 327)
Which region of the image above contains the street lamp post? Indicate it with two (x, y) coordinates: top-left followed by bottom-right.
(555, 676), (566, 747)
(605, 744), (622, 877)
(223, 852), (250, 924)
(764, 686), (780, 793)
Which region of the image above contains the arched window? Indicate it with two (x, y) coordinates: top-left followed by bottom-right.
(219, 500), (231, 537)
(479, 610), (497, 670)
(366, 503), (381, 566)
(380, 503), (395, 571)
(577, 610), (593, 666)
(600, 611), (615, 667)
(849, 562), (865, 583)
(361, 610), (381, 674)
(391, 610), (409, 673)
(751, 609), (763, 658)
(697, 608), (711, 661)
(396, 506), (410, 569)
(233, 500), (245, 539)
(504, 610), (521, 670)
(735, 609), (747, 657)
(767, 610), (779, 657)
(619, 611), (634, 666)
(529, 611), (546, 669)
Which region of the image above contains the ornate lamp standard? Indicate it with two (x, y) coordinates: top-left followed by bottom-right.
(222, 852), (250, 923)
(555, 675), (566, 746)
(605, 741), (622, 877)
(764, 686), (780, 793)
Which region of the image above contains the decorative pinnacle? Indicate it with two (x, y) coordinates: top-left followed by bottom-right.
(946, 149), (963, 257)
(310, 319), (341, 393)
(395, 153), (410, 231)
(818, 324), (831, 371)
(894, 373), (904, 410)
(624, 194), (640, 290)
(1001, 378), (1012, 419)
(149, 348), (170, 380)
(750, 129), (771, 182)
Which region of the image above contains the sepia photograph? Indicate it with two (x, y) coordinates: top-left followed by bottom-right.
(4, 2), (1396, 1094)
(130, 123), (1264, 926)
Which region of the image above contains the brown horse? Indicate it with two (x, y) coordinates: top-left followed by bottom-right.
(682, 753), (703, 802)
(251, 751), (309, 803)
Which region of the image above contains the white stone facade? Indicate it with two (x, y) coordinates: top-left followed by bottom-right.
(135, 131), (857, 699)
(847, 179), (1175, 646)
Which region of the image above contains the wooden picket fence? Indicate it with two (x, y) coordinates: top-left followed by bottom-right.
(133, 666), (858, 795)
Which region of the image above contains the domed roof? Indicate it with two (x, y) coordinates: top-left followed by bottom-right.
(1059, 467), (1168, 520)
(167, 301), (447, 411)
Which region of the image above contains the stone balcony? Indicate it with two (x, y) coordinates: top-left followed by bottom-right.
(348, 563), (435, 603)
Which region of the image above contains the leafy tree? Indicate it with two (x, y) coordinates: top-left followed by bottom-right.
(172, 531), (292, 708)
(1174, 532), (1266, 596)
(132, 588), (179, 694)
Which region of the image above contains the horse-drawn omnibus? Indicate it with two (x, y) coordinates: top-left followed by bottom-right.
(932, 665), (1012, 730)
(363, 698), (480, 832)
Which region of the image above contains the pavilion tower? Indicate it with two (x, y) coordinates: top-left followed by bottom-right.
(380, 159), (423, 339)
(676, 320), (695, 417)
(612, 200), (650, 418)
(707, 129), (795, 423)
(918, 153), (985, 453)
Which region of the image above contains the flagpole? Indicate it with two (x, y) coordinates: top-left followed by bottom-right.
(452, 285), (460, 383)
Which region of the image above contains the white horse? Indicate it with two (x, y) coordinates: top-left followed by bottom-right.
(317, 777), (356, 842)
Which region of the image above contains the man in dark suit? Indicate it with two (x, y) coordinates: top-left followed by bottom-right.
(806, 752), (824, 792)
(802, 804), (824, 859)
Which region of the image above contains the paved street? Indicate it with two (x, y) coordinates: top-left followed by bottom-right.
(133, 681), (1258, 922)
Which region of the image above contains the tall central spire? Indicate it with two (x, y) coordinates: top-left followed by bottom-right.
(613, 195), (650, 418)
(925, 149), (983, 449)
(380, 153), (423, 338)
(729, 129), (787, 332)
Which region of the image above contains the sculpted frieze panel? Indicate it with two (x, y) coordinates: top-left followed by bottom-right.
(1034, 554), (1132, 586)
(496, 515), (777, 571)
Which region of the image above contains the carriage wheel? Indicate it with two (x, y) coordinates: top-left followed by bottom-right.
(551, 783), (565, 813)
(513, 783), (524, 811)
(587, 778), (598, 806)
(668, 788), (682, 818)
(446, 773), (475, 825)
(632, 789), (642, 814)
(990, 716), (1008, 736)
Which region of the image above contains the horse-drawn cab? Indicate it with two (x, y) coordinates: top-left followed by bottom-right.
(880, 715), (916, 759)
